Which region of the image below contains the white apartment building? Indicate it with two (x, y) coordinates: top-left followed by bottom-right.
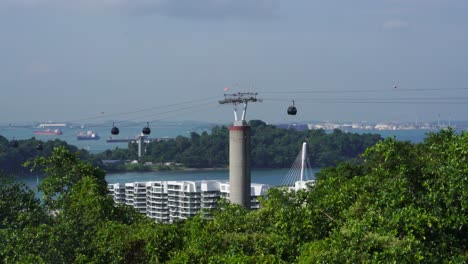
(108, 183), (125, 204)
(108, 180), (269, 223)
(124, 182), (147, 214)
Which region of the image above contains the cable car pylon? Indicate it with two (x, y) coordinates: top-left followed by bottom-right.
(219, 92), (262, 209)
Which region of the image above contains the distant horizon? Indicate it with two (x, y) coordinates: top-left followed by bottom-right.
(2, 118), (468, 127)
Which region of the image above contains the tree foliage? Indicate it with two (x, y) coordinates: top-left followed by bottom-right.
(96, 120), (382, 169)
(0, 129), (466, 263)
(1, 121), (381, 174)
(299, 129), (467, 262)
(0, 135), (97, 175)
(25, 146), (108, 210)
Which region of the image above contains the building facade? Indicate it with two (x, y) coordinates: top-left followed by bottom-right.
(108, 180), (269, 223)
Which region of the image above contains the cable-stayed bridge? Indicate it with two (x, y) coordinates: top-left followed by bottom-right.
(282, 142), (316, 191)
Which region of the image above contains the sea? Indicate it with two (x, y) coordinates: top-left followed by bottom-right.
(17, 168), (321, 194)
(0, 123), (448, 154)
(0, 123), (213, 154)
(2, 123), (463, 189)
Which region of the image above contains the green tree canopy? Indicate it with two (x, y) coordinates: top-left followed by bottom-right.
(1, 129), (465, 263)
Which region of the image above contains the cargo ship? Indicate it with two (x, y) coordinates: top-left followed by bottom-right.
(37, 123), (67, 128)
(76, 131), (100, 140)
(106, 137), (133, 143)
(34, 129), (63, 135)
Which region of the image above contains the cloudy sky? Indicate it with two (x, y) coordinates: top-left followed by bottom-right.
(1, 0), (467, 124)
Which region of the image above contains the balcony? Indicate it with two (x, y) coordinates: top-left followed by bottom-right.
(147, 192), (166, 198)
(201, 204), (217, 209)
(169, 208), (180, 213)
(180, 204), (200, 209)
(180, 194), (201, 199)
(201, 193), (219, 198)
(167, 186), (182, 191)
(180, 198), (200, 203)
(147, 204), (168, 209)
(201, 198), (218, 203)
(151, 214), (170, 220)
(148, 199), (166, 204)
(149, 208), (169, 213)
(180, 211), (198, 216)
(168, 191), (182, 197)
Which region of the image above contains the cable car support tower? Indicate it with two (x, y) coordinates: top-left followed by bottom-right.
(219, 92), (261, 208)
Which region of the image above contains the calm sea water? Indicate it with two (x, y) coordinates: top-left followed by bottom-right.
(0, 124), (211, 153)
(15, 168), (321, 193)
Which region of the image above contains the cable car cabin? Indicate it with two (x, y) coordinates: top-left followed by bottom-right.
(287, 101), (297, 115)
(287, 106), (297, 115)
(142, 122), (151, 135)
(111, 124), (120, 135)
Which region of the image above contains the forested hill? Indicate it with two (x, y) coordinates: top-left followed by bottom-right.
(98, 120), (382, 168)
(0, 120), (382, 174)
(0, 136), (99, 175)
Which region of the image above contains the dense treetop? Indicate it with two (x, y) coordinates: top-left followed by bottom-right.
(0, 129), (466, 263)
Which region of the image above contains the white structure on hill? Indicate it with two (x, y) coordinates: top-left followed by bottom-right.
(108, 180), (269, 223)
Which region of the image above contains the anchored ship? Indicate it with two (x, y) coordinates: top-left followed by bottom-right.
(106, 136), (133, 143)
(34, 129), (63, 135)
(76, 131), (100, 140)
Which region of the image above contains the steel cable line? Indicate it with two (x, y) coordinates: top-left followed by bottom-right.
(145, 104), (222, 124)
(261, 87), (468, 94)
(70, 95), (220, 124)
(264, 100), (468, 105)
(72, 88), (466, 125)
(264, 97), (468, 101)
(85, 103), (221, 135)
(118, 101), (219, 125)
(300, 101), (468, 104)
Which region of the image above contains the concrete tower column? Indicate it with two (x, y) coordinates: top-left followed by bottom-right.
(137, 136), (144, 159)
(229, 121), (251, 208)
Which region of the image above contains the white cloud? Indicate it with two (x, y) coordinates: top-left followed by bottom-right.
(1, 0), (278, 19)
(382, 19), (409, 30)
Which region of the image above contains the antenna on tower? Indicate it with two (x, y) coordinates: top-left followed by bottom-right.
(219, 92), (262, 123)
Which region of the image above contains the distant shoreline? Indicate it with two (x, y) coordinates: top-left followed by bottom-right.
(105, 166), (229, 174)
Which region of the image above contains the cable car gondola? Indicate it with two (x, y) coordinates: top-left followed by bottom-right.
(142, 122), (151, 135)
(287, 100), (297, 115)
(111, 123), (120, 135)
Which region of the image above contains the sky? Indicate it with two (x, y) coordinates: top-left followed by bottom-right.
(1, 0), (468, 125)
